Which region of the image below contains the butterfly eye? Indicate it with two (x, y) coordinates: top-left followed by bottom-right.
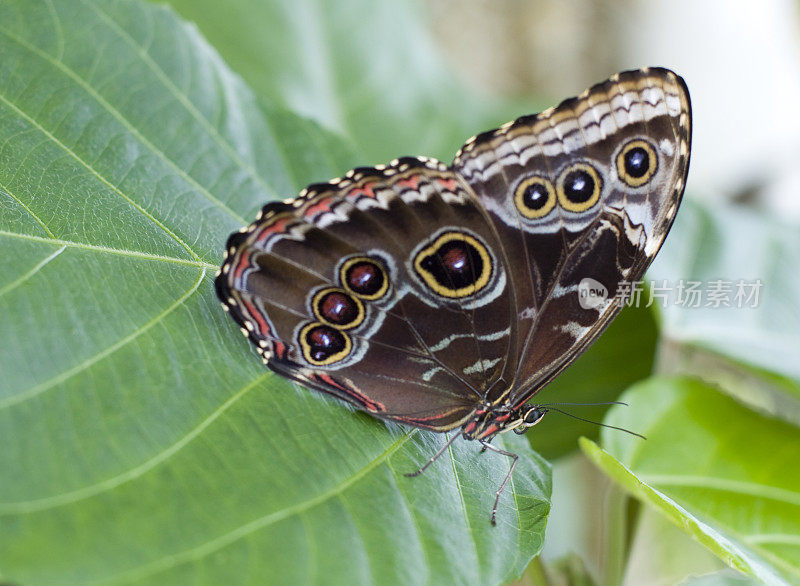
(412, 231), (492, 299)
(340, 257), (389, 301)
(299, 323), (352, 366)
(617, 139), (658, 187)
(523, 407), (546, 425)
(556, 163), (603, 212)
(514, 176), (556, 219)
(312, 288), (365, 329)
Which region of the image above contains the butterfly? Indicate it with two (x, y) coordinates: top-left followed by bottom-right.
(215, 67), (691, 524)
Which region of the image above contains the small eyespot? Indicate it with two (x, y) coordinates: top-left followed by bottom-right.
(312, 288), (364, 329)
(340, 257), (389, 301)
(412, 231), (492, 298)
(514, 176), (556, 219)
(299, 323), (352, 366)
(557, 162), (602, 212)
(617, 139), (658, 187)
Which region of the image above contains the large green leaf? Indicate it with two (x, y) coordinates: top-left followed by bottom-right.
(581, 377), (800, 585)
(0, 1), (551, 583)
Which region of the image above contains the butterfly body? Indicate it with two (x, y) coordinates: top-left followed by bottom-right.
(216, 68), (691, 520)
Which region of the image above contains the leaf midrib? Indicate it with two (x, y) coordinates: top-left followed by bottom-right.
(641, 474), (800, 508)
(648, 477), (800, 581)
(591, 441), (798, 582)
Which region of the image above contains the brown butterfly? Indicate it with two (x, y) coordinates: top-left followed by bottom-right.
(216, 67), (692, 524)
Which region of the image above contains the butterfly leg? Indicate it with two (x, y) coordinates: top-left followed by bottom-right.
(404, 432), (460, 478)
(479, 440), (518, 525)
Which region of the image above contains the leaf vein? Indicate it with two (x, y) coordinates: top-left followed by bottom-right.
(81, 0), (280, 203)
(0, 266), (207, 411)
(0, 244), (65, 298)
(0, 22), (248, 225)
(0, 87), (202, 262)
(0, 229), (216, 269)
(0, 178), (56, 238)
(385, 458), (430, 584)
(98, 431), (415, 585)
(36, 371), (270, 509)
(447, 435), (481, 582)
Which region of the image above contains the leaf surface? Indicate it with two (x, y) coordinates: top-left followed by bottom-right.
(163, 0), (512, 163)
(650, 200), (800, 425)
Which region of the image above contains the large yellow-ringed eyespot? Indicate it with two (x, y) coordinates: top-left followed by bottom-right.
(616, 139), (658, 187)
(514, 176), (556, 219)
(339, 257), (389, 301)
(299, 322), (352, 366)
(413, 231), (492, 298)
(556, 162), (603, 212)
(311, 288), (365, 330)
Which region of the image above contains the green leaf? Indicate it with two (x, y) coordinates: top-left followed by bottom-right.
(0, 1), (551, 583)
(624, 507), (753, 585)
(161, 0), (509, 164)
(650, 199), (800, 424)
(581, 377), (800, 585)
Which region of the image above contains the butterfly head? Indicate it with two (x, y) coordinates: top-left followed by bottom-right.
(512, 405), (548, 434)
(462, 403), (548, 441)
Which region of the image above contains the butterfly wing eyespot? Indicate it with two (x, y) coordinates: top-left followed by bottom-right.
(514, 176), (556, 219)
(616, 139), (658, 187)
(556, 162), (603, 212)
(311, 288), (365, 330)
(299, 322), (353, 366)
(412, 231), (493, 299)
(339, 256), (389, 301)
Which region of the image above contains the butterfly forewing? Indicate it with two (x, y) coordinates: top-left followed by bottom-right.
(216, 158), (519, 430)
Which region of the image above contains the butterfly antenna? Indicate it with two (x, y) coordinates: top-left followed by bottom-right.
(544, 406), (646, 439)
(539, 401), (629, 408)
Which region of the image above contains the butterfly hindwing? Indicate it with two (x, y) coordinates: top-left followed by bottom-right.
(452, 67), (691, 405)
